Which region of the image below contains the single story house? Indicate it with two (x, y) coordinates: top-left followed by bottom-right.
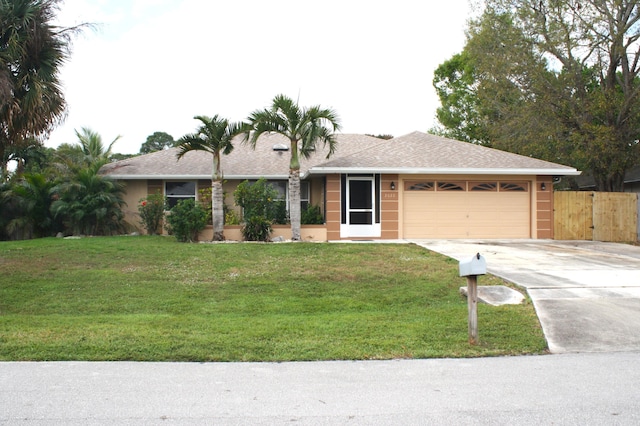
(100, 131), (580, 240)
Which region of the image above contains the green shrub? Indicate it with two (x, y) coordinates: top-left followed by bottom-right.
(200, 185), (239, 226)
(165, 199), (208, 242)
(51, 167), (126, 236)
(241, 215), (273, 242)
(272, 200), (289, 225)
(138, 193), (166, 235)
(301, 204), (324, 225)
(234, 178), (281, 241)
(197, 187), (213, 225)
(224, 209), (241, 225)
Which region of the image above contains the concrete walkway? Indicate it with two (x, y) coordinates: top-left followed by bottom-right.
(414, 239), (640, 353)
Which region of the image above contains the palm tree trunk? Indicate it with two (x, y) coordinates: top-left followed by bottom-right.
(211, 179), (225, 241)
(0, 144), (7, 182)
(289, 168), (301, 241)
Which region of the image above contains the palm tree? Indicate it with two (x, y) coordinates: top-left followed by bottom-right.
(51, 167), (126, 236)
(245, 95), (341, 241)
(74, 127), (121, 167)
(0, 0), (88, 181)
(3, 173), (58, 239)
(176, 115), (246, 241)
(51, 128), (120, 177)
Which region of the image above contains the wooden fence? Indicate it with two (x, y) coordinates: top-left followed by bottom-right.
(554, 191), (638, 242)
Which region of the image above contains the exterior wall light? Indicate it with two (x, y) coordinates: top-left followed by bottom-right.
(390, 181), (396, 190)
(541, 182), (546, 191)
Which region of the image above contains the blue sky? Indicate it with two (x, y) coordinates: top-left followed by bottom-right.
(50, 0), (474, 154)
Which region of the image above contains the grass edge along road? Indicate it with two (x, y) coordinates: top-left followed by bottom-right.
(0, 236), (547, 361)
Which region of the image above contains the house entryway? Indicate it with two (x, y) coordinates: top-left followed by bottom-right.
(340, 175), (381, 238)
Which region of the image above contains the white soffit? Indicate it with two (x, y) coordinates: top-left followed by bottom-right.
(305, 167), (581, 177)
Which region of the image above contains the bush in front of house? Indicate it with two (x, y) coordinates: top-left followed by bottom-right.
(234, 178), (280, 241)
(301, 204), (324, 225)
(272, 200), (289, 225)
(241, 215), (273, 242)
(138, 193), (166, 235)
(51, 167), (126, 237)
(165, 199), (208, 242)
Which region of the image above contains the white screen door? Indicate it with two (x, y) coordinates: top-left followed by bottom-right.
(341, 176), (380, 237)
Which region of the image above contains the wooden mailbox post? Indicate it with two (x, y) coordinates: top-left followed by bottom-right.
(459, 253), (487, 345)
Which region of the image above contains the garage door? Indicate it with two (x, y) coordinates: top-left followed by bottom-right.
(403, 180), (531, 238)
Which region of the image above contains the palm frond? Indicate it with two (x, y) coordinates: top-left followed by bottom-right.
(176, 133), (213, 159)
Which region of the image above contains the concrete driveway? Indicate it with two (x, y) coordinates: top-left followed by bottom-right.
(412, 239), (640, 354)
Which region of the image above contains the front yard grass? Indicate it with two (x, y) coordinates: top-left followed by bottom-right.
(0, 236), (547, 361)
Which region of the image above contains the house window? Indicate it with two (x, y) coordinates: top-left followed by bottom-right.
(165, 181), (196, 209)
(269, 181), (287, 201)
(267, 180), (310, 211)
(301, 181), (310, 211)
(269, 181), (288, 224)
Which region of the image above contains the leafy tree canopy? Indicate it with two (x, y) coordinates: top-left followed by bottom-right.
(365, 134), (394, 140)
(139, 131), (176, 154)
(434, 0), (640, 191)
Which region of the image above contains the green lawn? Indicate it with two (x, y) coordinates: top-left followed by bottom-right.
(0, 236), (547, 361)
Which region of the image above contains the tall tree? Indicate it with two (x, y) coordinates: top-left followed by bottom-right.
(432, 51), (490, 144)
(436, 1), (640, 191)
(246, 94), (341, 241)
(139, 131), (175, 154)
(0, 0), (86, 181)
(176, 115), (245, 241)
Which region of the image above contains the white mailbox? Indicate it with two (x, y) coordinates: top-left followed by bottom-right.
(459, 253), (487, 277)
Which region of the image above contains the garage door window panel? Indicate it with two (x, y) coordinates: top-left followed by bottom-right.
(470, 182), (497, 191)
(405, 181), (434, 191)
(500, 182), (528, 192)
(437, 182), (466, 191)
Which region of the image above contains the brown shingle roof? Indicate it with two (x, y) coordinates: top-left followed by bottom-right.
(310, 132), (579, 175)
(100, 131), (579, 179)
(100, 133), (383, 179)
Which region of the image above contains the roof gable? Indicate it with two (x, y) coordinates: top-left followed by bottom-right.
(310, 132), (579, 176)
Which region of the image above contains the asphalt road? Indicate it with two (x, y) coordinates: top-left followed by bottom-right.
(2, 352), (639, 425)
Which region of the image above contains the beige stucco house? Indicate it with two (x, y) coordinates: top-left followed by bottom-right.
(100, 131), (580, 241)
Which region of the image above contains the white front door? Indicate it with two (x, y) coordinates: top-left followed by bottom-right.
(341, 176), (381, 238)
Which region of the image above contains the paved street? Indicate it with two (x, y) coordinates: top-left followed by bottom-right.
(2, 352), (640, 425)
